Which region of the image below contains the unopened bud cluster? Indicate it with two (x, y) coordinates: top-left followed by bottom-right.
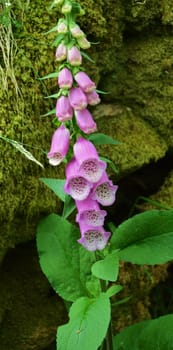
(46, 0), (118, 251)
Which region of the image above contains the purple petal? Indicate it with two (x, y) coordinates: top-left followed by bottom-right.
(78, 224), (111, 251)
(47, 125), (70, 166)
(75, 109), (97, 134)
(91, 172), (118, 206)
(58, 67), (73, 89)
(76, 197), (107, 226)
(69, 87), (87, 110)
(74, 71), (96, 93)
(56, 96), (73, 121)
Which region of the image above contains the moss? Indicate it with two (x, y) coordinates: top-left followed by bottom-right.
(100, 31), (173, 148)
(0, 242), (67, 350)
(94, 104), (167, 177)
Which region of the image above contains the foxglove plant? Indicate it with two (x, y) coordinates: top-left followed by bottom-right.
(36, 1), (173, 350)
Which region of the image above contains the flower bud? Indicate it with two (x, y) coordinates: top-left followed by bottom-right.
(58, 67), (73, 89)
(61, 0), (72, 13)
(77, 36), (91, 49)
(87, 90), (101, 105)
(74, 71), (96, 93)
(69, 87), (87, 110)
(67, 46), (82, 66)
(56, 95), (73, 121)
(70, 23), (85, 39)
(55, 43), (67, 61)
(57, 19), (68, 34)
(75, 109), (97, 134)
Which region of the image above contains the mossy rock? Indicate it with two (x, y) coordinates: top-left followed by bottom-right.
(0, 242), (67, 350)
(94, 104), (167, 177)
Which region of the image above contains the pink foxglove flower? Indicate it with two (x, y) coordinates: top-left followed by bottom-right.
(74, 71), (96, 93)
(58, 67), (73, 89)
(70, 23), (85, 38)
(56, 96), (73, 122)
(77, 36), (91, 49)
(47, 125), (70, 166)
(73, 137), (106, 183)
(91, 172), (118, 206)
(78, 222), (111, 251)
(69, 87), (87, 110)
(55, 43), (67, 61)
(76, 197), (106, 226)
(87, 90), (101, 105)
(75, 109), (97, 134)
(67, 46), (82, 66)
(64, 158), (92, 200)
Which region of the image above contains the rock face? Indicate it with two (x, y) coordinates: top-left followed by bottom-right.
(0, 0), (173, 349)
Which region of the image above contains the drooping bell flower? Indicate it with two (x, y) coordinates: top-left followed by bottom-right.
(57, 19), (68, 34)
(70, 23), (85, 39)
(55, 42), (67, 61)
(69, 87), (87, 110)
(91, 172), (118, 206)
(75, 109), (97, 134)
(77, 221), (111, 251)
(87, 90), (101, 106)
(76, 197), (106, 226)
(56, 95), (73, 122)
(73, 137), (106, 183)
(58, 67), (73, 89)
(64, 158), (92, 200)
(47, 125), (70, 166)
(74, 71), (96, 93)
(67, 46), (82, 66)
(77, 36), (91, 49)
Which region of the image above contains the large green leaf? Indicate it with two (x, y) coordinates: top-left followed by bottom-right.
(37, 214), (96, 301)
(88, 133), (120, 145)
(114, 314), (173, 350)
(111, 210), (173, 264)
(40, 178), (66, 202)
(57, 293), (111, 350)
(91, 251), (119, 282)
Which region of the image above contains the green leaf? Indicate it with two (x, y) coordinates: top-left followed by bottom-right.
(44, 25), (58, 34)
(111, 210), (173, 264)
(100, 156), (119, 174)
(44, 92), (60, 99)
(88, 133), (120, 145)
(106, 285), (123, 298)
(41, 108), (56, 117)
(52, 34), (64, 47)
(91, 251), (119, 282)
(62, 195), (76, 219)
(81, 51), (95, 63)
(40, 178), (66, 202)
(0, 135), (44, 168)
(37, 214), (96, 301)
(57, 293), (111, 350)
(114, 314), (173, 350)
(39, 72), (59, 80)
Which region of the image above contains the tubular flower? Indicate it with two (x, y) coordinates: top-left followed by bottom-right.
(91, 172), (118, 206)
(69, 87), (87, 110)
(76, 197), (106, 227)
(75, 109), (97, 134)
(77, 36), (91, 49)
(67, 46), (82, 66)
(47, 125), (70, 166)
(58, 67), (73, 89)
(55, 42), (67, 61)
(77, 222), (111, 251)
(64, 158), (92, 200)
(74, 71), (96, 93)
(87, 90), (101, 106)
(73, 137), (106, 183)
(70, 23), (85, 39)
(57, 19), (68, 34)
(56, 95), (73, 121)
